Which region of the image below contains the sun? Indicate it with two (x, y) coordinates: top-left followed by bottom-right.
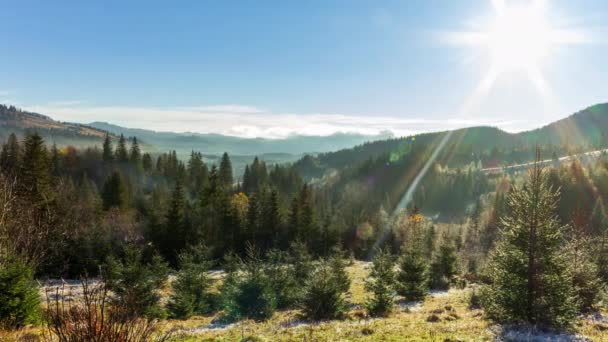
(445, 0), (589, 114)
(486, 2), (552, 73)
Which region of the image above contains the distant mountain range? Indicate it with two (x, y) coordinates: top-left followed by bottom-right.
(0, 104), (393, 157)
(2, 102), (607, 165)
(86, 121), (394, 156)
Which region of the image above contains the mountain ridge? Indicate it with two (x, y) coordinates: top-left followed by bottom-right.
(292, 103), (608, 178)
(2, 102), (607, 159)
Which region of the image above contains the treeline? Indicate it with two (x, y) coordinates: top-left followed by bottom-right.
(3, 131), (608, 277)
(0, 132), (310, 277)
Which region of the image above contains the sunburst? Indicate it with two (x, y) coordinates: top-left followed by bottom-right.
(446, 0), (590, 113)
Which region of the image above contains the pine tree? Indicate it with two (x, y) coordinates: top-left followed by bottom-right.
(328, 246), (350, 293)
(115, 134), (129, 163)
(103, 247), (169, 319)
(219, 152), (233, 190)
(220, 190), (239, 252)
(167, 248), (213, 319)
(365, 249), (396, 316)
(102, 133), (113, 164)
(246, 192), (261, 246)
(142, 153), (153, 172)
(129, 137), (141, 165)
(163, 181), (190, 266)
(567, 208), (602, 313)
(199, 165), (227, 254)
(19, 133), (52, 205)
(101, 171), (127, 210)
(289, 241), (314, 284)
(188, 151), (208, 194)
(0, 133), (21, 175)
(397, 243), (429, 301)
(483, 191), (506, 253)
(261, 189), (282, 248)
(464, 197), (482, 274)
(220, 246), (276, 322)
(298, 184), (318, 248)
(288, 195), (300, 242)
(481, 153), (577, 328)
(0, 258), (41, 328)
(242, 165), (252, 194)
(430, 232), (457, 290)
(423, 225), (436, 259)
(246, 157), (269, 193)
(49, 144), (61, 177)
(301, 259), (348, 321)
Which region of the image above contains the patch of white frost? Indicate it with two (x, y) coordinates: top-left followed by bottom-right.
(191, 322), (236, 333)
(493, 325), (591, 342)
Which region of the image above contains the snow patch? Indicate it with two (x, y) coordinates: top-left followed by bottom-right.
(429, 289), (450, 297)
(492, 325), (591, 342)
(279, 320), (313, 329)
(191, 322), (236, 333)
(396, 300), (423, 312)
(585, 312), (608, 324)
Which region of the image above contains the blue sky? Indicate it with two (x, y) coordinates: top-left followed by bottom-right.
(1, 0), (606, 138)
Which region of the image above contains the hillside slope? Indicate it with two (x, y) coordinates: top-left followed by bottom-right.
(521, 103), (608, 146)
(295, 103), (608, 178)
(0, 104), (110, 147)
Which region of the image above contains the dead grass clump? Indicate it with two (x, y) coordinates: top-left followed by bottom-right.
(426, 314), (441, 323)
(43, 277), (172, 341)
(361, 327), (374, 335)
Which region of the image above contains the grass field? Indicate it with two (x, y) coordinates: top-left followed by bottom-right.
(159, 262), (608, 342)
(2, 261), (607, 341)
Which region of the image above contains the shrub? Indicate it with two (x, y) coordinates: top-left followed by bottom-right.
(221, 248), (276, 322)
(264, 249), (299, 308)
(103, 247), (169, 319)
(430, 235), (457, 290)
(396, 245), (429, 301)
(329, 246), (350, 293)
(0, 258), (40, 328)
(289, 241), (313, 283)
(469, 289), (482, 310)
(44, 277), (171, 341)
(567, 237), (602, 313)
(167, 249), (214, 319)
(365, 249), (396, 317)
(300, 260), (348, 321)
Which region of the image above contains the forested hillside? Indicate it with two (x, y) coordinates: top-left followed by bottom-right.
(2, 106), (608, 340)
(295, 103), (608, 179)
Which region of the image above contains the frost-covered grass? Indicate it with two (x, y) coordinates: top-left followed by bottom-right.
(2, 261), (607, 341)
(160, 261), (607, 342)
(162, 261), (492, 341)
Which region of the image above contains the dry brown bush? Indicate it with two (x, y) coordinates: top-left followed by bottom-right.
(43, 277), (172, 342)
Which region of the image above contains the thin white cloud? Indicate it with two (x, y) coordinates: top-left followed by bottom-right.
(1, 99), (19, 106)
(21, 104), (529, 139)
(47, 100), (83, 107)
(0, 90), (9, 97)
(179, 105), (264, 114)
